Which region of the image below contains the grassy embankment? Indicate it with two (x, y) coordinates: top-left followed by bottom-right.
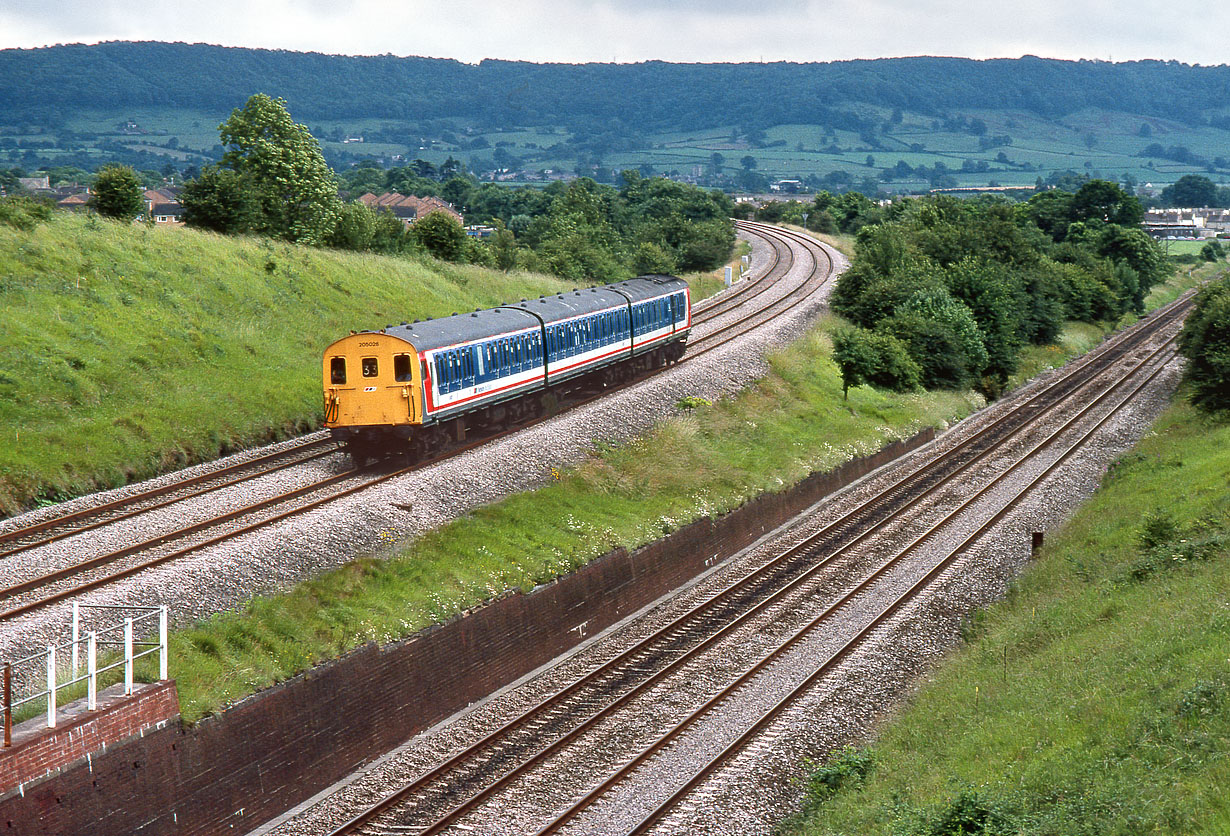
(787, 398), (1230, 836)
(785, 279), (1230, 836)
(0, 213), (726, 516)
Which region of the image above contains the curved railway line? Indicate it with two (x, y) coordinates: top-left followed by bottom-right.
(296, 290), (1193, 836)
(0, 222), (836, 624)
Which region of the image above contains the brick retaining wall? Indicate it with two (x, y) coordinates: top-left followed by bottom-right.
(0, 428), (934, 835)
(0, 680), (179, 796)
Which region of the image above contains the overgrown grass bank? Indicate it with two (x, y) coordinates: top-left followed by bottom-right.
(0, 214), (725, 516)
(786, 398), (1230, 835)
(158, 315), (976, 721)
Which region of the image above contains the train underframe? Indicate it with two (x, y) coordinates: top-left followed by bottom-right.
(334, 340), (686, 466)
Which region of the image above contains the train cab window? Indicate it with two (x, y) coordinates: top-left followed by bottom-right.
(330, 357), (346, 384)
(394, 354), (413, 382)
(362, 357), (379, 378)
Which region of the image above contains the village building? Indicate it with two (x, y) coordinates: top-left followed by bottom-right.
(357, 192), (464, 228)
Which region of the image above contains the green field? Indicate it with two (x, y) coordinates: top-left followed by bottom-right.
(11, 104), (1230, 195)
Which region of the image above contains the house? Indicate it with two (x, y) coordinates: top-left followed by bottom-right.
(56, 192), (91, 212)
(144, 189), (184, 225)
(357, 192), (464, 229)
(1142, 208), (1229, 240)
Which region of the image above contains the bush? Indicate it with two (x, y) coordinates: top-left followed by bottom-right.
(831, 327), (922, 398)
(877, 312), (974, 390)
(1177, 275), (1230, 412)
(802, 746), (875, 808)
(925, 789), (1015, 836)
(0, 194), (53, 230)
(412, 210), (468, 262)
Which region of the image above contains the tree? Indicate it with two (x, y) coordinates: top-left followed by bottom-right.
(216, 94), (341, 244)
(1177, 276), (1230, 412)
(831, 327), (920, 399)
(328, 202), (377, 251)
(180, 166), (258, 234)
(709, 152), (725, 174)
(1070, 179), (1143, 226)
(1161, 174), (1219, 208)
(740, 155), (757, 170)
(89, 164), (144, 220)
(412, 210), (468, 261)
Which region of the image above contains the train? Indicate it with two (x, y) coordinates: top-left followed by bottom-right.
(322, 274), (692, 463)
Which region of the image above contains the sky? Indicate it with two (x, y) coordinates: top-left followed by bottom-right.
(1, 0), (1225, 66)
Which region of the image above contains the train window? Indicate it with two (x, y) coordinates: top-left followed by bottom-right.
(362, 357), (379, 378)
(394, 354), (412, 381)
(330, 357), (346, 384)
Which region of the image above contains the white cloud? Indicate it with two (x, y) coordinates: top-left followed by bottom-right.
(0, 0), (1227, 64)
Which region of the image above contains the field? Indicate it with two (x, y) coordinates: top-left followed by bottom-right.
(10, 105), (1230, 194)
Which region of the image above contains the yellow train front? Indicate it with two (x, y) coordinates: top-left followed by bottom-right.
(323, 275), (692, 463)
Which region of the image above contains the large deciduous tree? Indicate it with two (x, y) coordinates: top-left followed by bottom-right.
(411, 210), (468, 262)
(89, 164), (144, 220)
(216, 94), (341, 245)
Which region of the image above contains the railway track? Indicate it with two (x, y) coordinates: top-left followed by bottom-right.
(0, 223), (837, 624)
(308, 291), (1191, 836)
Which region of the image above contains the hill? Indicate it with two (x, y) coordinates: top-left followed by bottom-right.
(4, 43), (1230, 191)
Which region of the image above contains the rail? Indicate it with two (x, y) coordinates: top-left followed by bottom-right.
(3, 602), (167, 746)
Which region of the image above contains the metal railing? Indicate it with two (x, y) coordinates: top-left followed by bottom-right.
(3, 603), (167, 747)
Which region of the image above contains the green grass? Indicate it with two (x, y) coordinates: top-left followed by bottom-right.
(786, 399), (1230, 836)
(0, 214), (630, 515)
(155, 314), (977, 721)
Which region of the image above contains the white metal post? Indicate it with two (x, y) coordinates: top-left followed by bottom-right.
(46, 644), (56, 728)
(87, 632), (97, 711)
(123, 618), (133, 695)
(159, 606), (168, 681)
(71, 602), (80, 675)
(724, 266), (733, 287)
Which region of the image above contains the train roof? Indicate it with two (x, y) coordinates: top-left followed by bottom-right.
(374, 275), (687, 353)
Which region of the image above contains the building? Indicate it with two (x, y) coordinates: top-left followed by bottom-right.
(357, 192), (464, 228)
(144, 189), (184, 225)
(1142, 208), (1230, 240)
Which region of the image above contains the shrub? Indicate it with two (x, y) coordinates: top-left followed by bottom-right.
(925, 789), (1015, 836)
(802, 746), (876, 808)
(1177, 275), (1230, 412)
(0, 194), (53, 229)
(831, 327), (921, 398)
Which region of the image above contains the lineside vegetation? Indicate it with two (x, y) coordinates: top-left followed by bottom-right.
(785, 395), (1230, 836)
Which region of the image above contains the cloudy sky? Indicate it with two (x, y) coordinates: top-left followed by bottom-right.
(1, 0), (1223, 65)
